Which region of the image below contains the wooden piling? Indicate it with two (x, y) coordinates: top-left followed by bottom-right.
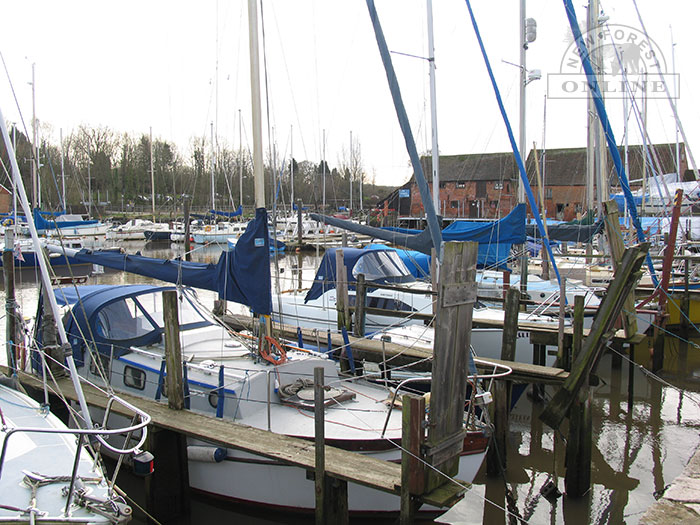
(400, 394), (426, 524)
(315, 366), (348, 524)
(335, 249), (350, 332)
(3, 230), (17, 376)
(570, 295), (584, 373)
(144, 426), (190, 523)
(540, 242), (649, 430)
(297, 199), (303, 247)
(183, 199), (191, 262)
(557, 276), (567, 363)
(487, 286), (519, 475)
(425, 241), (478, 493)
(314, 367), (325, 525)
(564, 293), (592, 498)
(163, 290), (185, 410)
(353, 273), (366, 338)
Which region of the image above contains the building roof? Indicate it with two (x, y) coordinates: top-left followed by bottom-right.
(414, 142), (686, 186)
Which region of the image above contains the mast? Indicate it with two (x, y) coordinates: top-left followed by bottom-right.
(290, 124), (294, 215)
(150, 126), (155, 222)
(248, 0), (265, 209)
(349, 131), (353, 211)
(238, 109), (243, 208)
(517, 0), (528, 204)
(210, 122), (216, 212)
(585, 0), (597, 215)
(60, 128), (66, 211)
(322, 129), (326, 212)
(427, 0), (439, 213)
(31, 63), (39, 209)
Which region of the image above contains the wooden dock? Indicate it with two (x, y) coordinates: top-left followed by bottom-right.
(222, 313), (571, 385)
(2, 366), (462, 509)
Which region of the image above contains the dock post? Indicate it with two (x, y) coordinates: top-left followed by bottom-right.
(681, 258), (690, 341)
(425, 241), (478, 493)
(183, 198), (191, 262)
(353, 273), (366, 338)
(314, 367), (348, 525)
(163, 290), (185, 410)
(487, 286), (519, 475)
(557, 276), (567, 364)
(144, 290), (190, 523)
(564, 294), (592, 498)
(400, 393), (425, 524)
(144, 426), (191, 523)
(297, 199), (303, 247)
(3, 230), (17, 375)
(570, 295), (584, 372)
(335, 249), (351, 335)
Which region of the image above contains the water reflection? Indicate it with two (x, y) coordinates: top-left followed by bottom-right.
(1, 242), (698, 524)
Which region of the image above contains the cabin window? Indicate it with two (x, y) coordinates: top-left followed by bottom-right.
(455, 181), (466, 189)
(352, 251), (411, 281)
(96, 298), (157, 340)
(90, 352), (112, 378)
(208, 390), (221, 409)
(124, 366), (146, 390)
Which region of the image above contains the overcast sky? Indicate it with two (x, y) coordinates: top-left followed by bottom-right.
(1, 0), (697, 191)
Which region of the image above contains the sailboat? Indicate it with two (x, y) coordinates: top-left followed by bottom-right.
(0, 100), (151, 524)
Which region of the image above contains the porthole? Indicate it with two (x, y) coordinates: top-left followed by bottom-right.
(124, 366), (146, 390)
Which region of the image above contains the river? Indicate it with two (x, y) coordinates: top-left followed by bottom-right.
(1, 239), (698, 524)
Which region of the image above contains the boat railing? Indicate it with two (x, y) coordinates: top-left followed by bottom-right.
(379, 357), (512, 438)
(0, 394), (151, 515)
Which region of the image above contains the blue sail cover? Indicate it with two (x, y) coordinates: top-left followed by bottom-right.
(67, 208), (273, 314)
(209, 205), (243, 218)
(33, 208), (98, 231)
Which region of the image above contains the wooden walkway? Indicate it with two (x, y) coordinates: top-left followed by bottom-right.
(223, 314), (571, 385)
(2, 366), (462, 508)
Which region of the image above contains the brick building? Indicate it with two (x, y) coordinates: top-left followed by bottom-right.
(380, 143), (687, 222)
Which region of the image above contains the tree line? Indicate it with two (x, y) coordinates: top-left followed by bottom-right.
(0, 122), (395, 218)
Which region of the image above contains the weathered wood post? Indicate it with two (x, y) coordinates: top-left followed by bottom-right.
(540, 243), (648, 431)
(183, 198), (191, 262)
(425, 241), (478, 493)
(571, 295), (585, 372)
(557, 276), (567, 363)
(163, 290), (185, 410)
(314, 366), (325, 525)
(400, 393), (426, 524)
(297, 199), (303, 247)
(353, 273), (367, 338)
(3, 230), (17, 375)
(314, 366), (348, 524)
(145, 290), (190, 523)
(487, 286), (519, 475)
(335, 249), (351, 332)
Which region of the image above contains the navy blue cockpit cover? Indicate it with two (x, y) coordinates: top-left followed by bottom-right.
(68, 208), (272, 315)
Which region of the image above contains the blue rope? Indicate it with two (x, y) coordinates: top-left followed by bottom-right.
(561, 0), (658, 286)
(463, 0), (562, 290)
(366, 0), (444, 262)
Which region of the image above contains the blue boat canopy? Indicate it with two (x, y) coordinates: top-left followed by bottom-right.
(37, 284), (213, 368)
(305, 247), (416, 303)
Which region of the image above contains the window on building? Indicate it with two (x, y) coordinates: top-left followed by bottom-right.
(545, 188), (553, 199)
(439, 182), (447, 189)
(455, 181), (466, 189)
(494, 182), (503, 190)
(450, 201), (459, 209)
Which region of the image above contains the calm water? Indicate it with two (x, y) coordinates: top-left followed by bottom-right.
(2, 240), (699, 524)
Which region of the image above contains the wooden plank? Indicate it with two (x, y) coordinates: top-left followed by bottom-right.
(223, 314), (570, 384)
(7, 367), (403, 495)
(603, 200), (638, 338)
(426, 241), (477, 493)
(539, 243), (649, 430)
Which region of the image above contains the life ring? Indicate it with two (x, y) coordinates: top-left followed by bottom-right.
(261, 336), (287, 365)
(205, 225), (212, 232)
